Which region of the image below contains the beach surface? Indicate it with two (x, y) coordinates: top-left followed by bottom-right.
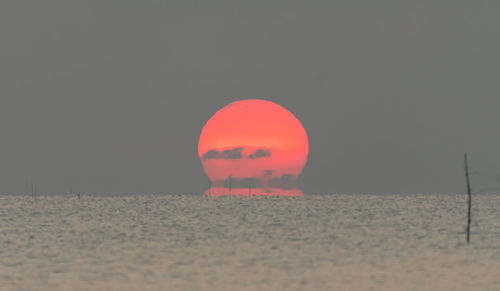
(1, 194), (499, 290)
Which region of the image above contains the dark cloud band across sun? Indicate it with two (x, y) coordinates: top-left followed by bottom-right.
(202, 147), (244, 160)
(248, 148), (271, 159)
(202, 147), (272, 160)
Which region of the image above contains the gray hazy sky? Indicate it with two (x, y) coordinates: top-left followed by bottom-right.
(1, 1), (499, 195)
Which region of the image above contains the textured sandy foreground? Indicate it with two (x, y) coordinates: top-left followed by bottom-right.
(1, 194), (499, 291)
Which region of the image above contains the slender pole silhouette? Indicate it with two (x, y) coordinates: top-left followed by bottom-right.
(464, 153), (472, 244)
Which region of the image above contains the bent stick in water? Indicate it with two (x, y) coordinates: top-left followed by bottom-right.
(464, 153), (472, 244)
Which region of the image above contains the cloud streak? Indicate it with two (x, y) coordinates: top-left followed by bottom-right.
(248, 148), (271, 159)
(202, 147), (244, 160)
(202, 147), (272, 160)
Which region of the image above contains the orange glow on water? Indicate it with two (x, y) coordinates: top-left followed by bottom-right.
(198, 99), (308, 196)
(203, 187), (304, 197)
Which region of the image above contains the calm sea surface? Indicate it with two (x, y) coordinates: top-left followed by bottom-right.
(1, 194), (499, 290)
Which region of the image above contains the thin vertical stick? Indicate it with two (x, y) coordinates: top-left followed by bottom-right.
(465, 153), (472, 244)
(249, 184), (251, 197)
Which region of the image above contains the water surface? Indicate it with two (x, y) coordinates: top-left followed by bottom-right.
(1, 194), (499, 290)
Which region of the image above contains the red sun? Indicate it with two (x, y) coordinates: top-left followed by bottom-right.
(198, 99), (308, 196)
